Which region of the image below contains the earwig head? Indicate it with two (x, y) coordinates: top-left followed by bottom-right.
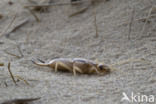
(97, 64), (111, 74)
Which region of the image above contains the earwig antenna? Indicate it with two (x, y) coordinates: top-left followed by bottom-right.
(110, 58), (150, 66)
(31, 58), (36, 64)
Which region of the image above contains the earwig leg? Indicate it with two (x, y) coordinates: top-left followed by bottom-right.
(92, 66), (100, 74)
(73, 66), (77, 76)
(73, 64), (83, 76)
(55, 62), (58, 72)
(95, 59), (99, 64)
(75, 66), (83, 73)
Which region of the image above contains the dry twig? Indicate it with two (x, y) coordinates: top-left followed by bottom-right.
(128, 8), (135, 40)
(1, 97), (40, 104)
(4, 43), (23, 58)
(117, 14), (156, 27)
(93, 8), (98, 37)
(25, 1), (82, 21)
(4, 50), (21, 58)
(0, 14), (3, 19)
(24, 1), (82, 8)
(4, 81), (8, 87)
(0, 14), (16, 38)
(7, 62), (17, 85)
(27, 0), (49, 12)
(25, 31), (31, 43)
(7, 62), (29, 86)
(14, 75), (30, 85)
(140, 6), (153, 36)
(0, 63), (4, 66)
(16, 45), (24, 58)
(26, 8), (40, 22)
(5, 18), (29, 38)
(69, 6), (89, 17)
(27, 0), (37, 4)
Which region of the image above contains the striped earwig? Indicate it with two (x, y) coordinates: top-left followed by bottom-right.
(32, 58), (111, 75)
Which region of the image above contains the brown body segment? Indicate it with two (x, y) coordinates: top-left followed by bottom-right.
(49, 59), (74, 72)
(73, 58), (98, 74)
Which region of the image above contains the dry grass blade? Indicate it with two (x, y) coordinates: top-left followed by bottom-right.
(0, 14), (16, 38)
(26, 7), (40, 22)
(117, 14), (156, 27)
(140, 6), (153, 36)
(5, 18), (29, 37)
(93, 8), (98, 37)
(24, 1), (82, 8)
(27, 0), (37, 4)
(4, 81), (8, 87)
(69, 6), (89, 17)
(14, 75), (30, 85)
(1, 97), (41, 104)
(0, 14), (3, 19)
(25, 31), (31, 43)
(7, 62), (17, 85)
(128, 8), (135, 40)
(16, 45), (24, 58)
(4, 44), (23, 58)
(4, 50), (21, 58)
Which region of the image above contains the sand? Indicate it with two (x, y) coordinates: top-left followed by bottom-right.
(0, 0), (156, 104)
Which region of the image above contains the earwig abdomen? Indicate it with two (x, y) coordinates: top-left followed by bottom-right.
(48, 60), (73, 72)
(73, 59), (97, 74)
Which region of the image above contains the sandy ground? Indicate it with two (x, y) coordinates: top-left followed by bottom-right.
(0, 0), (156, 104)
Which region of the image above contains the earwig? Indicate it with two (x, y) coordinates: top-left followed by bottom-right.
(32, 58), (111, 76)
(1, 97), (40, 104)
